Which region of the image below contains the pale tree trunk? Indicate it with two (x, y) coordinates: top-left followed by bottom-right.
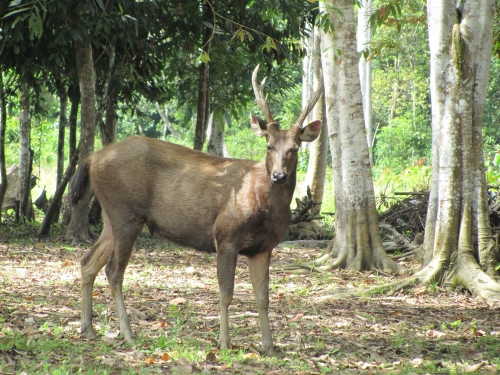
(320, 0), (405, 273)
(416, 0), (500, 303)
(302, 25), (314, 127)
(66, 40), (96, 241)
(206, 111), (229, 157)
(155, 103), (179, 140)
(18, 83), (32, 221)
(0, 73), (7, 221)
(357, 0), (373, 164)
(303, 27), (328, 214)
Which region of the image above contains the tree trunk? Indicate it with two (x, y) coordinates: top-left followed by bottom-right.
(303, 28), (328, 214)
(53, 85), (68, 222)
(206, 111), (229, 157)
(193, 15), (211, 151)
(0, 73), (7, 222)
(302, 26), (314, 127)
(103, 97), (117, 145)
(357, 0), (373, 164)
(68, 84), (79, 161)
(321, 0), (405, 273)
(57, 85), (68, 187)
(65, 40), (96, 242)
(97, 44), (117, 146)
(39, 150), (79, 236)
(155, 102), (179, 140)
(416, 0), (500, 303)
(18, 83), (32, 222)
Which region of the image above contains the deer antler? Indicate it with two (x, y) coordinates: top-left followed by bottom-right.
(252, 64), (275, 124)
(294, 73), (324, 128)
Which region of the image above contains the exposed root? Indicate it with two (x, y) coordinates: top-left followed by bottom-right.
(64, 228), (97, 245)
(275, 250), (348, 273)
(313, 276), (420, 302)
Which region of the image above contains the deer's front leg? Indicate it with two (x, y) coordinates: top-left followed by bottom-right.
(248, 251), (274, 356)
(216, 248), (238, 350)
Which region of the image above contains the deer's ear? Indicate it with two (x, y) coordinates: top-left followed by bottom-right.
(299, 120), (322, 142)
(251, 113), (268, 137)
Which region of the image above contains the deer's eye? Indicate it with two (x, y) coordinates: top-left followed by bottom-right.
(266, 145), (272, 151)
(290, 148), (299, 154)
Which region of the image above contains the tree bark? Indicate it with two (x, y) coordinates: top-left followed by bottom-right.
(97, 43), (116, 146)
(65, 40), (96, 242)
(417, 0), (500, 303)
(303, 28), (328, 214)
(39, 150), (79, 236)
(57, 85), (68, 187)
(357, 0), (373, 164)
(18, 83), (32, 222)
(206, 111), (229, 157)
(193, 13), (211, 151)
(302, 25), (314, 127)
(321, 0), (405, 273)
(0, 73), (7, 222)
(54, 84), (68, 222)
(155, 103), (179, 140)
(68, 84), (79, 161)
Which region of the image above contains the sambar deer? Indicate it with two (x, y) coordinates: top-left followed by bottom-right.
(70, 65), (323, 356)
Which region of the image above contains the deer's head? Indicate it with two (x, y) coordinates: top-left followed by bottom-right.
(251, 65), (323, 184)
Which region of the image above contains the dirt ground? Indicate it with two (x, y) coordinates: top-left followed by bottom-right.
(1, 230), (499, 374)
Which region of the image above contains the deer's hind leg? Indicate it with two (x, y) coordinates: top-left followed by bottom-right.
(104, 218), (143, 344)
(81, 213), (115, 339)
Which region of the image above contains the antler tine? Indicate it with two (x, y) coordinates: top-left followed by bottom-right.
(295, 73), (324, 128)
(252, 64), (275, 124)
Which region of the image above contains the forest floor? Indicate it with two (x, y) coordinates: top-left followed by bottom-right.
(1, 225), (500, 374)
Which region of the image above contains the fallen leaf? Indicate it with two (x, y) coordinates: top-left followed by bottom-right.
(290, 313), (304, 322)
(464, 362), (486, 372)
(414, 286), (426, 295)
(160, 353), (171, 362)
(169, 297), (187, 306)
(242, 353), (260, 360)
(145, 357), (155, 366)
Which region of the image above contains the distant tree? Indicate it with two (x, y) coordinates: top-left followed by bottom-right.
(65, 39), (96, 241)
(302, 27), (327, 214)
(0, 72), (7, 221)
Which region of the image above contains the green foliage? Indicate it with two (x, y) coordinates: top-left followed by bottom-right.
(369, 1), (431, 175)
(373, 114), (431, 175)
(374, 164), (432, 198)
(225, 126), (266, 161)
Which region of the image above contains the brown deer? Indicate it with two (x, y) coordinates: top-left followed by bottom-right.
(70, 65), (323, 356)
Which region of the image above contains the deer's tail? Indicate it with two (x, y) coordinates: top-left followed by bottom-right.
(69, 158), (91, 207)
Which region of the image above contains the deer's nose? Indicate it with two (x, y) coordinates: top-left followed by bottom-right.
(271, 171), (288, 184)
